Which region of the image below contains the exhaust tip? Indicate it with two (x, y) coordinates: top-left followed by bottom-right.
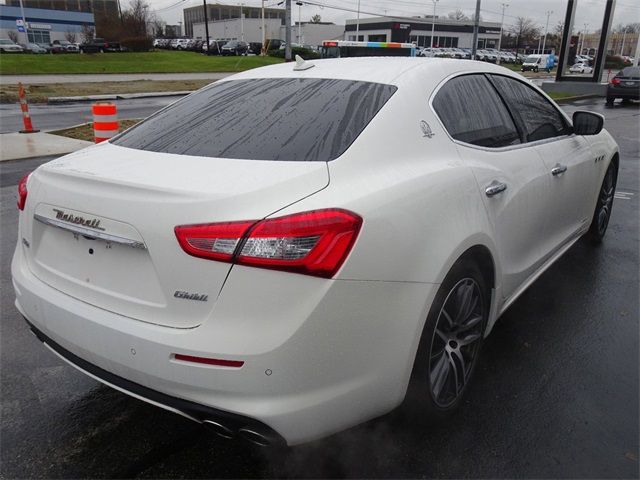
(203, 419), (234, 439)
(238, 427), (272, 447)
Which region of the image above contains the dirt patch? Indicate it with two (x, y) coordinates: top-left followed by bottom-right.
(51, 119), (141, 142)
(0, 80), (212, 104)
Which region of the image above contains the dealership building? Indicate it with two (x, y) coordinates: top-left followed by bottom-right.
(345, 16), (502, 49)
(0, 4), (95, 44)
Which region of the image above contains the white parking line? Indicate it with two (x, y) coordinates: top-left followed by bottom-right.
(614, 191), (635, 200)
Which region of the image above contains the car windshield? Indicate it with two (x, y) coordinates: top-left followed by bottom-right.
(224, 41), (239, 47)
(0, 39), (13, 44)
(112, 78), (397, 161)
(524, 56), (539, 63)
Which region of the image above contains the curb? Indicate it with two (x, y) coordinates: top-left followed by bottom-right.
(48, 91), (193, 104)
(554, 94), (602, 104)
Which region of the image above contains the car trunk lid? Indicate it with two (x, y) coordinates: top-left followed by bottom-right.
(22, 142), (329, 328)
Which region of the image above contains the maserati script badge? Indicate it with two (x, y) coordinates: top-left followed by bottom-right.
(53, 208), (105, 231)
(174, 291), (209, 302)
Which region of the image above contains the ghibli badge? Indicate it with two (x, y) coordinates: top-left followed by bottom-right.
(174, 290), (209, 302)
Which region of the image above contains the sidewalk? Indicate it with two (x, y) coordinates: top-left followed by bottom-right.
(0, 72), (232, 85)
(0, 132), (91, 162)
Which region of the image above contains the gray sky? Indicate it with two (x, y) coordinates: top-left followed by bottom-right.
(143, 0), (639, 34)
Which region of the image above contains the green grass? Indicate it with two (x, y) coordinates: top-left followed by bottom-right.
(547, 92), (581, 100)
(0, 51), (283, 75)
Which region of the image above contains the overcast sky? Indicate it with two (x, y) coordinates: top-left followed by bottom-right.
(140, 0), (639, 35)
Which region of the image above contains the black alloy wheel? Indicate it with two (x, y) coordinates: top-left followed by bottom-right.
(589, 163), (617, 242)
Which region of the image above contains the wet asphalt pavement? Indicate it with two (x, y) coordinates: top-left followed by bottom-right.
(0, 99), (638, 478)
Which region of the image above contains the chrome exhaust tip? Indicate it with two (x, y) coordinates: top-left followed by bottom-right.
(238, 427), (272, 447)
(203, 419), (234, 439)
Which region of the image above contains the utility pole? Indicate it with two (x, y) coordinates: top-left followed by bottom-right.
(356, 0), (360, 40)
(203, 0), (210, 53)
(296, 1), (302, 44)
(541, 10), (552, 54)
(285, 0), (292, 61)
(261, 0), (265, 55)
(496, 3), (508, 64)
(471, 0), (481, 60)
(430, 0), (438, 49)
(580, 22), (588, 55)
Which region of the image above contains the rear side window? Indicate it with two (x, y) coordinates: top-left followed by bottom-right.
(489, 75), (569, 143)
(112, 78), (397, 161)
(432, 74), (520, 148)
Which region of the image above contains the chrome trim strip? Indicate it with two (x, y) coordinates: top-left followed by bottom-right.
(34, 213), (147, 250)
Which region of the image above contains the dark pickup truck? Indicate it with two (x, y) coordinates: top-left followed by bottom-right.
(79, 38), (121, 53)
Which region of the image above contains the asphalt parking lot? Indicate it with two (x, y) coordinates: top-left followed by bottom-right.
(0, 98), (638, 479)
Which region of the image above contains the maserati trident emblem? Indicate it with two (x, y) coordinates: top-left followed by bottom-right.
(53, 208), (105, 231)
(174, 290), (209, 302)
(420, 120), (435, 138)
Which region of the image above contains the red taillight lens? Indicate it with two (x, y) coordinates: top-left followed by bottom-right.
(175, 209), (362, 278)
(175, 220), (255, 262)
(611, 77), (621, 85)
(17, 173), (30, 210)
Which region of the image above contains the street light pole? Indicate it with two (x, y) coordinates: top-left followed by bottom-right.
(240, 3), (244, 41)
(496, 3), (508, 64)
(471, 0), (481, 59)
(580, 22), (588, 55)
(356, 0), (360, 40)
(620, 27), (626, 56)
(285, 0), (292, 61)
(430, 0), (438, 49)
(261, 0), (265, 54)
(541, 10), (552, 54)
(296, 1), (302, 44)
(203, 0), (210, 53)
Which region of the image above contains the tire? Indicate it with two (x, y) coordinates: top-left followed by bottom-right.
(606, 96), (614, 106)
(534, 66), (539, 72)
(99, 48), (104, 53)
(404, 259), (489, 420)
(588, 161), (617, 244)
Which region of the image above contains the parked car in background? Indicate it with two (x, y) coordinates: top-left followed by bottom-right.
(203, 39), (223, 55)
(36, 42), (52, 53)
(51, 40), (79, 53)
(174, 38), (190, 50)
(80, 38), (121, 53)
(13, 57), (619, 447)
(20, 42), (47, 54)
(221, 40), (248, 55)
(569, 62), (593, 74)
(0, 39), (23, 53)
(606, 66), (640, 106)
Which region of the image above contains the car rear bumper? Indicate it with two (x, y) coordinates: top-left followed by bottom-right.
(607, 86), (640, 99)
(12, 244), (436, 445)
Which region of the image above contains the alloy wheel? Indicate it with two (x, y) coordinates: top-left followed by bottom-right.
(429, 278), (485, 408)
(597, 168), (615, 236)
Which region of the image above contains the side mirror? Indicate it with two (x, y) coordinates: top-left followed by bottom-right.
(573, 111), (604, 136)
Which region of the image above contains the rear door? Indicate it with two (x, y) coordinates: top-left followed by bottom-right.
(488, 75), (596, 257)
(432, 74), (551, 299)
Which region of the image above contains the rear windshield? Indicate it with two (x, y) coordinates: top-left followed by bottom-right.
(620, 67), (640, 78)
(112, 78), (397, 161)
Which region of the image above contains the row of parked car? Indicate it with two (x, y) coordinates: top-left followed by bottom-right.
(0, 37), (123, 54)
(417, 47), (521, 64)
(153, 37), (263, 56)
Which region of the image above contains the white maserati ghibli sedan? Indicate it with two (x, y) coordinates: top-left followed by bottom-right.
(12, 57), (618, 447)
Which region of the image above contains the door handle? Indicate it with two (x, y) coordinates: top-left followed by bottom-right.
(485, 181), (507, 197)
(551, 164), (568, 176)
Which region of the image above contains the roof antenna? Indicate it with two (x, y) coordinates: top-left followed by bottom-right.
(293, 54), (315, 71)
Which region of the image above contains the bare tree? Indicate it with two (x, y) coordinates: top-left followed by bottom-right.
(150, 16), (166, 38)
(80, 23), (95, 42)
(8, 30), (18, 43)
(447, 9), (468, 21)
(65, 30), (77, 43)
(510, 17), (540, 58)
(309, 14), (321, 23)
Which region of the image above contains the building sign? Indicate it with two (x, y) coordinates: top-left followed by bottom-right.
(28, 23), (52, 30)
(393, 23), (411, 30)
(16, 19), (25, 33)
(484, 29), (501, 34)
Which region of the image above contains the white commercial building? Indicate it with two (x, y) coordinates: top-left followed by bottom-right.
(345, 16), (502, 49)
(192, 18), (344, 47)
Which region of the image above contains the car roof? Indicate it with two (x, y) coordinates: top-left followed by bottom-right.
(225, 57), (525, 88)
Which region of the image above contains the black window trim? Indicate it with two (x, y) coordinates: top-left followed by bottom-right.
(429, 71), (576, 152)
(484, 72), (573, 144)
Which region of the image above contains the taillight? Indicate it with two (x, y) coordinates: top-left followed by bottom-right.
(17, 173), (30, 210)
(175, 209), (362, 278)
(611, 77), (621, 85)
